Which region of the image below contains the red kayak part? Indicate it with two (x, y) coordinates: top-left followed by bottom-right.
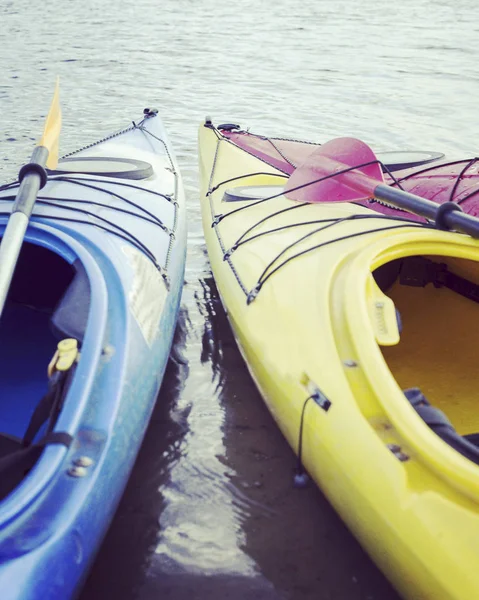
(386, 161), (479, 216)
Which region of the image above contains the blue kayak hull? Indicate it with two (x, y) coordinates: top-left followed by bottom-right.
(0, 111), (186, 598)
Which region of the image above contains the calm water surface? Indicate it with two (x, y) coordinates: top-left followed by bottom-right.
(1, 0), (479, 598)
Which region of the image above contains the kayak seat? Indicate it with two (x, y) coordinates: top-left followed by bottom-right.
(50, 259), (90, 343)
(464, 433), (479, 448)
(404, 388), (479, 465)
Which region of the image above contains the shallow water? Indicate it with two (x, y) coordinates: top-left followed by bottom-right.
(1, 0), (479, 597)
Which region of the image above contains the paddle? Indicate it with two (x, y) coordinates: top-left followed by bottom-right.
(284, 137), (479, 238)
(0, 80), (61, 317)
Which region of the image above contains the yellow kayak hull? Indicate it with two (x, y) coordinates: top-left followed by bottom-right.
(199, 122), (479, 599)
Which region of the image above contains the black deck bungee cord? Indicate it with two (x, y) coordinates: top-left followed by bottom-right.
(2, 175), (175, 234)
(54, 113), (181, 270)
(0, 117), (180, 273)
(388, 157), (479, 206)
(53, 196), (168, 230)
(0, 197), (172, 275)
(210, 154), (408, 242)
(33, 200), (162, 269)
(448, 158), (479, 203)
(0, 196), (172, 234)
(213, 189), (307, 228)
(225, 218), (340, 257)
(252, 214), (372, 286)
(0, 210), (163, 273)
(50, 177), (172, 229)
(457, 190), (479, 206)
(0, 182), (18, 193)
(247, 223), (428, 303)
(54, 174), (175, 200)
(391, 157), (478, 184)
(230, 212), (420, 256)
(229, 202), (311, 244)
(0, 190), (171, 271)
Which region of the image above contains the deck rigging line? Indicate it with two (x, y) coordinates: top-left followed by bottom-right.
(207, 128), (439, 302)
(0, 119), (180, 274)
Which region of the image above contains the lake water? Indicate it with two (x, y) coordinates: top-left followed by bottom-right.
(1, 0), (479, 598)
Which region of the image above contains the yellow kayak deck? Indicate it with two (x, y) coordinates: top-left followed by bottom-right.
(199, 122), (479, 600)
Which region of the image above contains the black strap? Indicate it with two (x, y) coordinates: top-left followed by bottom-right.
(405, 388), (479, 465)
(22, 368), (73, 447)
(0, 361), (76, 500)
(400, 256), (479, 303)
(0, 431), (73, 472)
(0, 431), (73, 501)
(441, 269), (479, 303)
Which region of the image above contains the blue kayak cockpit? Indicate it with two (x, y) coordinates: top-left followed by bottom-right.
(0, 240), (90, 500)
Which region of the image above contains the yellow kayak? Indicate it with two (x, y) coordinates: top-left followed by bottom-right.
(198, 119), (479, 600)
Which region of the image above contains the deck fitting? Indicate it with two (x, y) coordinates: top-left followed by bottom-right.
(68, 466), (88, 478)
(387, 443), (410, 462)
(73, 456), (94, 468)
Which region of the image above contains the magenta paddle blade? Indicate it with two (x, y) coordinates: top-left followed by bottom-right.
(284, 137), (384, 203)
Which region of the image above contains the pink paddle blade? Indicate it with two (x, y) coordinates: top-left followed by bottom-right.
(284, 137), (384, 203)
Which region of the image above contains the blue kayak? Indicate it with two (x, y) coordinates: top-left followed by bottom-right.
(0, 109), (186, 599)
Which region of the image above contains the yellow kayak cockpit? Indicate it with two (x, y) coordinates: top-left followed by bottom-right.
(374, 252), (479, 455)
(378, 255), (479, 437)
(342, 233), (479, 497)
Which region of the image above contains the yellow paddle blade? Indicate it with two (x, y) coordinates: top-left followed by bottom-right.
(38, 78), (61, 169)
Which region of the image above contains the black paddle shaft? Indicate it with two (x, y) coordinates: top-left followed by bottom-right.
(376, 183), (479, 238)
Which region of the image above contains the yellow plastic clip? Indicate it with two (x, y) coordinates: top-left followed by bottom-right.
(366, 275), (400, 346)
(48, 338), (79, 378)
